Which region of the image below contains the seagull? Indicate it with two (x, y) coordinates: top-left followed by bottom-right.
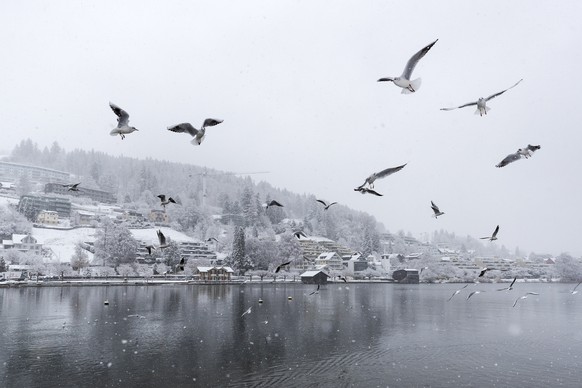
(316, 199), (338, 211)
(266, 200), (284, 210)
(513, 292), (539, 307)
(497, 277), (517, 291)
(175, 257), (185, 272)
(167, 118), (223, 146)
(447, 284), (469, 301)
(62, 183), (81, 192)
(354, 187), (384, 196)
(241, 306), (252, 317)
(275, 261), (292, 273)
(466, 290), (485, 300)
(517, 144), (541, 159)
(495, 151), (522, 168)
(430, 201), (444, 218)
(440, 79), (523, 116)
(157, 230), (170, 249)
(157, 194), (177, 208)
(357, 164), (407, 189)
(309, 284), (320, 295)
(338, 275), (348, 283)
(294, 231), (307, 239)
(145, 245), (155, 256)
(496, 144), (541, 168)
(377, 39), (438, 94)
(478, 267), (490, 277)
(480, 225), (499, 241)
(109, 102), (139, 139)
(570, 281), (582, 295)
(206, 237), (219, 243)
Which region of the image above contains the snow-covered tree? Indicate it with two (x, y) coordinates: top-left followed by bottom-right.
(71, 243), (90, 272)
(93, 219), (139, 267)
(232, 226), (246, 274)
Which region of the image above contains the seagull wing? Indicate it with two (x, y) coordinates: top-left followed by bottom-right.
(316, 199), (327, 207)
(109, 102), (129, 127)
(71, 183), (81, 189)
(430, 201), (440, 214)
(401, 39), (438, 80)
(202, 118), (223, 128)
(573, 282), (582, 292)
(440, 101), (478, 111)
(484, 79), (523, 102)
(375, 163), (407, 179)
(326, 202), (338, 209)
(269, 200), (283, 207)
(168, 123), (198, 137)
(157, 194), (166, 202)
(492, 225), (500, 238)
(496, 152), (522, 168)
(365, 188), (383, 196)
(509, 277), (517, 288)
(527, 144), (541, 152)
(157, 230), (167, 246)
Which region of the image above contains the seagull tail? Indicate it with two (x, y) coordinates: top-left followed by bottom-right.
(474, 106), (491, 115)
(190, 138), (203, 146)
(402, 78), (422, 94)
(109, 129), (119, 136)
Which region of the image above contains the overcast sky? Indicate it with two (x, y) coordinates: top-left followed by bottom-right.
(1, 1), (581, 256)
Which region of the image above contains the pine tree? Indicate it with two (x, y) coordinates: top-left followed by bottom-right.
(232, 226), (246, 274)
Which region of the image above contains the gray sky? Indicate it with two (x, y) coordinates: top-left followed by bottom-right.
(1, 1), (581, 256)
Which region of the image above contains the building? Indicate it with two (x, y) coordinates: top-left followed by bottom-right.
(122, 210), (144, 224)
(149, 209), (170, 224)
(300, 270), (329, 284)
(2, 234), (43, 255)
(314, 252), (344, 271)
(0, 161), (70, 184)
(348, 255), (369, 273)
(72, 210), (96, 226)
(18, 195), (71, 218)
(36, 210), (59, 225)
(44, 183), (116, 204)
(297, 236), (354, 268)
(196, 266), (234, 281)
(392, 269), (420, 284)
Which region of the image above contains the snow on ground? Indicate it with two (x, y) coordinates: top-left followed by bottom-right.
(32, 226), (97, 263)
(0, 195), (19, 207)
(131, 227), (197, 245)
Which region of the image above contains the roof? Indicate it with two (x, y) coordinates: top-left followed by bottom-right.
(316, 252), (338, 260)
(197, 266), (234, 273)
(300, 270), (329, 277)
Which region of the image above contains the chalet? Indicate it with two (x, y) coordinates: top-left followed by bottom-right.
(196, 266), (234, 281)
(149, 209), (170, 224)
(314, 252), (343, 271)
(37, 210), (59, 225)
(348, 255), (368, 273)
(392, 269), (420, 284)
(300, 270), (329, 285)
(2, 234), (43, 255)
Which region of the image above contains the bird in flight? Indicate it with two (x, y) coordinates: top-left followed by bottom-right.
(430, 201), (445, 218)
(167, 118), (223, 146)
(206, 237), (219, 243)
(316, 199), (338, 211)
(496, 144), (541, 168)
(275, 261), (292, 273)
(570, 282), (582, 295)
(478, 267), (490, 277)
(309, 284), (320, 295)
(175, 257), (185, 272)
(466, 290), (485, 300)
(294, 231), (307, 239)
(440, 79), (523, 116)
(109, 102), (139, 139)
(157, 230), (170, 249)
(354, 187), (384, 196)
(480, 225), (499, 241)
(241, 307), (252, 317)
(157, 194), (177, 208)
(513, 292), (539, 307)
(62, 183), (81, 192)
(266, 200), (284, 210)
(497, 277), (517, 291)
(145, 245), (155, 256)
(356, 164), (407, 190)
(447, 284), (469, 301)
(338, 275), (348, 283)
(378, 39), (438, 94)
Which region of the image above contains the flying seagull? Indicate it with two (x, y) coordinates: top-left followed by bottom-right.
(571, 281), (582, 295)
(167, 118), (223, 146)
(157, 194), (177, 208)
(175, 257), (185, 272)
(480, 225), (499, 241)
(496, 144), (541, 168)
(430, 201), (444, 218)
(266, 200), (284, 210)
(241, 307), (252, 317)
(109, 102), (139, 139)
(354, 187), (384, 196)
(275, 261), (292, 273)
(294, 231), (307, 239)
(206, 237), (219, 243)
(316, 199), (338, 211)
(378, 39), (438, 94)
(338, 275), (348, 283)
(513, 292), (539, 307)
(448, 284), (469, 301)
(357, 164), (407, 189)
(440, 79), (523, 116)
(478, 267), (490, 277)
(145, 245), (155, 256)
(157, 230), (170, 249)
(518, 144), (541, 158)
(309, 284), (321, 295)
(497, 277), (517, 291)
(466, 290), (485, 300)
(62, 183), (81, 192)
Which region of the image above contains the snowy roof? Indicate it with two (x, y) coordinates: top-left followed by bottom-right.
(197, 266), (234, 273)
(316, 251), (338, 260)
(131, 227), (197, 244)
(300, 270), (329, 277)
(303, 236), (333, 243)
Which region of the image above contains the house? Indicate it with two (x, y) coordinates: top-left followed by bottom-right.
(348, 255), (368, 273)
(72, 210), (95, 226)
(149, 209), (170, 224)
(392, 269), (420, 284)
(300, 270), (329, 284)
(314, 252), (343, 271)
(37, 210), (59, 225)
(3, 271), (26, 281)
(2, 234), (43, 255)
(123, 210), (144, 224)
(196, 266), (234, 281)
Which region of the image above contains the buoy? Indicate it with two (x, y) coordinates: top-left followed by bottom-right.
(104, 300), (109, 305)
(258, 299), (263, 303)
(287, 296), (293, 300)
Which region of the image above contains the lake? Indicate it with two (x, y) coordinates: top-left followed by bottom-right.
(1, 282), (581, 387)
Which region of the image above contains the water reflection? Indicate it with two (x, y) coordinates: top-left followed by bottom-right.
(1, 283), (581, 387)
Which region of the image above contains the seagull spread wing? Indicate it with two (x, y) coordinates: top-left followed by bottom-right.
(316, 199), (327, 207)
(375, 163), (407, 179)
(157, 230), (167, 246)
(202, 118), (223, 128)
(492, 225), (500, 238)
(168, 123), (198, 137)
(440, 101), (478, 111)
(496, 152), (522, 168)
(401, 39), (438, 80)
(485, 79), (523, 102)
(109, 102), (129, 127)
(431, 201), (440, 213)
(158, 194), (166, 202)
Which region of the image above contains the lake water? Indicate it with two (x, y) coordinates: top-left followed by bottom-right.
(1, 282), (581, 387)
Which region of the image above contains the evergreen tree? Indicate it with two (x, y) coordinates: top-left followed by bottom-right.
(93, 219), (139, 267)
(0, 257), (6, 272)
(232, 226), (246, 274)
